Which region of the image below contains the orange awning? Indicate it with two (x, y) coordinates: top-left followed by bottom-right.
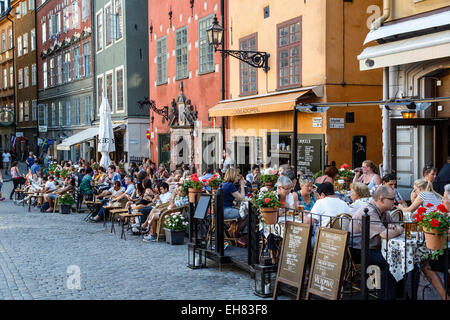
(208, 90), (311, 117)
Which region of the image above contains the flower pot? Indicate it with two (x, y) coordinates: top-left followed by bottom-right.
(260, 207), (278, 225)
(188, 188), (202, 203)
(164, 228), (185, 245)
(423, 227), (447, 251)
(60, 204), (72, 214)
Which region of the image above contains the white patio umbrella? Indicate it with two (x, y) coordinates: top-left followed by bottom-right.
(97, 94), (115, 168)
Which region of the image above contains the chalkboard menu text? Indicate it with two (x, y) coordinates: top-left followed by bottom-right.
(297, 134), (323, 176)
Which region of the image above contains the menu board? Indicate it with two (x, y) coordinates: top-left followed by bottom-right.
(306, 228), (348, 300)
(273, 222), (311, 300)
(297, 134), (323, 175)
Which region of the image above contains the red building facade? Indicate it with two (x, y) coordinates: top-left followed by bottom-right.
(148, 0), (227, 171)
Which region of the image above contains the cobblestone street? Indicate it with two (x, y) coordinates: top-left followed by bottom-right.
(0, 179), (263, 300)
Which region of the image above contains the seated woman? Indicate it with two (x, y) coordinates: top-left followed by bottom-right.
(397, 178), (442, 214)
(276, 176), (298, 211)
(315, 166), (338, 186)
(353, 160), (382, 192)
(349, 182), (371, 215)
(221, 168), (246, 220)
(89, 181), (125, 223)
(296, 176), (319, 212)
(80, 167), (95, 200)
(44, 177), (76, 212)
(410, 165), (438, 203)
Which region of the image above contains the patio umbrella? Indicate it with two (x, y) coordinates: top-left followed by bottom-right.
(98, 94), (115, 168)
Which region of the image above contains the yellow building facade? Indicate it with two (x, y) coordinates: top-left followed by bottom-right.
(210, 0), (384, 175)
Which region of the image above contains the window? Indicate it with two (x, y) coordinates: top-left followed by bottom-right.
(199, 15), (215, 74)
(24, 101), (29, 122)
(58, 101), (64, 127)
(8, 28), (12, 49)
(49, 57), (55, 87)
(42, 22), (46, 44)
(3, 68), (6, 89)
(29, 0), (35, 11)
(82, 0), (89, 21)
(96, 10), (103, 52)
(64, 50), (71, 82)
(51, 103), (56, 127)
(65, 100), (71, 126)
(83, 41), (91, 76)
(19, 102), (23, 122)
(43, 61), (48, 88)
(31, 63), (36, 86)
(24, 66), (29, 88)
(31, 29), (36, 51)
(23, 33), (28, 55)
(277, 17), (301, 88)
(106, 71), (113, 110)
(57, 55), (62, 84)
(105, 3), (113, 47)
(1, 31), (5, 51)
(9, 66), (13, 88)
(239, 34), (257, 95)
(84, 96), (91, 124)
(17, 35), (22, 56)
(73, 46), (81, 80)
(48, 15), (53, 38)
(72, 1), (80, 28)
(114, 0), (123, 40)
(32, 100), (37, 121)
(39, 104), (48, 126)
(156, 37), (167, 85)
(18, 69), (23, 89)
(116, 67), (124, 112)
(22, 1), (27, 16)
(16, 3), (21, 19)
(63, 6), (70, 32)
(97, 75), (103, 111)
(175, 27), (188, 80)
(74, 98), (80, 125)
(55, 11), (61, 35)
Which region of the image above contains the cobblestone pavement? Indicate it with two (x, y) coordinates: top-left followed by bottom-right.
(0, 178), (266, 300)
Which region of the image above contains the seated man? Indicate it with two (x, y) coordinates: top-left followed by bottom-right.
(141, 182), (172, 242)
(109, 175), (135, 207)
(349, 185), (403, 300)
(44, 177), (76, 212)
(89, 181), (125, 223)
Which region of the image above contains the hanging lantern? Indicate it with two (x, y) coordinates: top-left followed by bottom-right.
(254, 259), (277, 297)
(401, 110), (416, 119)
(187, 243), (207, 269)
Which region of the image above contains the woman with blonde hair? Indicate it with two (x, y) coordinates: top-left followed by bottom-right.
(398, 179), (442, 213)
(353, 160), (382, 191)
(222, 168), (246, 220)
(349, 182), (371, 214)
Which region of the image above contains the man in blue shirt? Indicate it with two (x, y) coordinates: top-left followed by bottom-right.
(25, 152), (34, 169)
(30, 157), (40, 176)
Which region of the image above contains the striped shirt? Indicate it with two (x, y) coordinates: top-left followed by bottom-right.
(418, 192), (442, 213)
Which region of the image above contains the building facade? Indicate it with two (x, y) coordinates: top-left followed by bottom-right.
(12, 0), (38, 159)
(36, 0), (94, 162)
(358, 0), (450, 199)
(93, 0), (150, 162)
(208, 0), (384, 176)
(0, 8), (15, 155)
(148, 0), (225, 170)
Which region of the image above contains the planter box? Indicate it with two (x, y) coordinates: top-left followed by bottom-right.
(164, 228), (186, 245)
(60, 205), (72, 214)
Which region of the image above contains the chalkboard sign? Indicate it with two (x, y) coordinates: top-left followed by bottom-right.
(194, 195), (210, 220)
(306, 228), (349, 300)
(273, 222), (312, 300)
(297, 134), (323, 176)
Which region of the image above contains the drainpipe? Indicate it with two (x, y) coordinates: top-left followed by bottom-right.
(382, 67), (390, 175)
(5, 8), (16, 157)
(221, 0), (226, 159)
(371, 0), (391, 30)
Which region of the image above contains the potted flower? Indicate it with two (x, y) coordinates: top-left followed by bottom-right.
(49, 163), (57, 175)
(164, 212), (189, 245)
(60, 169), (68, 180)
(59, 193), (74, 214)
(251, 188), (282, 225)
(183, 173), (204, 203)
(258, 171), (279, 189)
(54, 170), (61, 178)
(337, 164), (354, 190)
(414, 203), (450, 260)
(206, 174), (222, 193)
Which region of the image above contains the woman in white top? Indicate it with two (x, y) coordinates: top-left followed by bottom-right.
(349, 182), (371, 215)
(398, 179), (442, 214)
(276, 176), (298, 211)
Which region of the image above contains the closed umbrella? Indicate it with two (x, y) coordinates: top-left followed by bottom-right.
(98, 94), (115, 168)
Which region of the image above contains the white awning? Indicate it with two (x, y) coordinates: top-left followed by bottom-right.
(56, 124), (124, 151)
(358, 30), (450, 71)
(364, 10), (450, 45)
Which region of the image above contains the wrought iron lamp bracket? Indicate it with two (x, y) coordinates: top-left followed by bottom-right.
(215, 48), (270, 73)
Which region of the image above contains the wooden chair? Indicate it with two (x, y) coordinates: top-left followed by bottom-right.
(156, 205), (189, 242)
(329, 213), (353, 231)
(390, 208), (404, 222)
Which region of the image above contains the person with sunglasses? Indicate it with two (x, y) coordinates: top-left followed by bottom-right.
(276, 176), (298, 210)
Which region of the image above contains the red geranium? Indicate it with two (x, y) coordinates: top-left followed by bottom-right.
(340, 163), (350, 170)
(264, 198), (270, 204)
(430, 219), (440, 228)
(417, 207), (427, 215)
(414, 213), (424, 222)
(436, 204), (448, 213)
(426, 203), (434, 208)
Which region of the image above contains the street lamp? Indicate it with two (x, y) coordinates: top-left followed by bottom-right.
(207, 15), (270, 73)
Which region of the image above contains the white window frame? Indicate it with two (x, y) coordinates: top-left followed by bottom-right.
(84, 95), (91, 124)
(96, 74), (104, 115)
(65, 100), (71, 126)
(18, 68), (23, 89)
(24, 66), (29, 88)
(42, 22), (46, 44)
(3, 68), (7, 89)
(57, 54), (62, 84)
(32, 64), (37, 86)
(96, 9), (104, 53)
(31, 29), (36, 51)
(22, 1), (27, 16)
(114, 0), (123, 42)
(9, 66), (13, 89)
(43, 61), (48, 88)
(72, 1), (80, 29)
(82, 0), (89, 22)
(8, 28), (12, 49)
(32, 100), (37, 122)
(105, 70), (114, 112)
(115, 65), (124, 113)
(58, 101), (63, 127)
(19, 102), (24, 122)
(23, 33), (28, 55)
(73, 46), (81, 80)
(104, 2), (113, 49)
(1, 31), (5, 52)
(29, 0), (35, 11)
(63, 6), (70, 33)
(83, 41), (91, 77)
(24, 101), (29, 122)
(74, 98), (80, 125)
(17, 35), (22, 57)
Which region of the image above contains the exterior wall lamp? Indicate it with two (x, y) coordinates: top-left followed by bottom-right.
(207, 15), (270, 73)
